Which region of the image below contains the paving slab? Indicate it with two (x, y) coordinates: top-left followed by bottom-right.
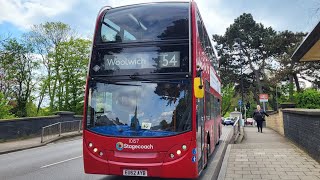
(218, 127), (320, 180)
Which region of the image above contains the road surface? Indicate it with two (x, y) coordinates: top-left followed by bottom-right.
(0, 126), (231, 180)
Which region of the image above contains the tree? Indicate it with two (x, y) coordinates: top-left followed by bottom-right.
(221, 84), (235, 116)
(55, 38), (91, 114)
(269, 30), (320, 104)
(0, 38), (38, 117)
(214, 13), (279, 104)
(27, 22), (73, 113)
(0, 35), (12, 98)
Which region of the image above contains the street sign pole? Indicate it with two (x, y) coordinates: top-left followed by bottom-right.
(259, 94), (268, 111)
(238, 99), (243, 121)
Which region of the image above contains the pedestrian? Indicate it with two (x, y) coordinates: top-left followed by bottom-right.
(253, 105), (269, 133)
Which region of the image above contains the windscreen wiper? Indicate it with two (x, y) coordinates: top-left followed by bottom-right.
(129, 72), (153, 81)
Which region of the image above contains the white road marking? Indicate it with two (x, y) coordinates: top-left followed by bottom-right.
(40, 156), (82, 168)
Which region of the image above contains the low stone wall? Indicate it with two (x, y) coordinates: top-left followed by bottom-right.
(282, 109), (320, 162)
(265, 110), (284, 136)
(0, 112), (83, 141)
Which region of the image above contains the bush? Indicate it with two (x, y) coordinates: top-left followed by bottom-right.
(0, 92), (14, 119)
(295, 89), (320, 109)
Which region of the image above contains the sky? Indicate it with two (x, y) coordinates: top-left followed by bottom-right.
(0, 0), (319, 40)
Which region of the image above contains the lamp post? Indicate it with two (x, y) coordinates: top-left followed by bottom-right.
(234, 38), (244, 120)
(276, 85), (280, 111)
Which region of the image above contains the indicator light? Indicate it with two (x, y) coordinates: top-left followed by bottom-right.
(177, 150), (182, 155)
(93, 148), (98, 153)
(170, 153), (175, 158)
(99, 152), (103, 156)
(89, 142), (93, 148)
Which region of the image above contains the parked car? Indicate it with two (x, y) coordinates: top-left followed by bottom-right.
(222, 117), (235, 126)
(245, 118), (254, 126)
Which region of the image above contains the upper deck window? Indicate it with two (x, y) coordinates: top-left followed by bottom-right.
(100, 3), (189, 43)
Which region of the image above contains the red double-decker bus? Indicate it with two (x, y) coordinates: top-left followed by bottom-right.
(83, 1), (221, 179)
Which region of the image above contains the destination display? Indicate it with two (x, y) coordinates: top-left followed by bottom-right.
(102, 51), (180, 71)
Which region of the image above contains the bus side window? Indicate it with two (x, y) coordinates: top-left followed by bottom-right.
(205, 91), (210, 120)
(211, 95), (215, 118)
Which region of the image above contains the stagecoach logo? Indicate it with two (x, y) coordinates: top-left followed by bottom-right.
(115, 142), (154, 151)
(116, 142), (124, 151)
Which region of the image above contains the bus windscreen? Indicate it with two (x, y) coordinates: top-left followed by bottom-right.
(86, 79), (192, 137)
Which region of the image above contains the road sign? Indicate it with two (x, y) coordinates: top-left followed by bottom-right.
(259, 94), (269, 102)
(238, 100), (242, 106)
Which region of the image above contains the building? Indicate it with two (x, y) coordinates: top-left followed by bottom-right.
(292, 21), (320, 62)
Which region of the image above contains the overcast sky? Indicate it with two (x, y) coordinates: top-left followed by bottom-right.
(0, 0), (319, 39)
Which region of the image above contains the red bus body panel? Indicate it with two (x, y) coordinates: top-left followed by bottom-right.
(83, 130), (198, 178)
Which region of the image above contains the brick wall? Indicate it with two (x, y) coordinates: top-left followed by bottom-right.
(0, 112), (83, 141)
(282, 109), (320, 162)
(265, 110), (284, 136)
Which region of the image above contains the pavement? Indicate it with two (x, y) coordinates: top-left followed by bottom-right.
(0, 131), (82, 155)
(218, 127), (320, 180)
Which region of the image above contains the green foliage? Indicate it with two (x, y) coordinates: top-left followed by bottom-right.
(26, 101), (53, 116)
(0, 38), (38, 117)
(28, 22), (73, 113)
(0, 92), (14, 119)
(26, 101), (38, 117)
(28, 22), (91, 115)
(222, 84), (235, 116)
(223, 112), (230, 118)
(213, 13), (279, 104)
(1, 22), (91, 117)
(213, 13), (318, 110)
(54, 38), (91, 114)
(295, 89), (320, 109)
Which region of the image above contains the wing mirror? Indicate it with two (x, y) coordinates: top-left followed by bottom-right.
(194, 65), (204, 98)
(194, 77), (204, 98)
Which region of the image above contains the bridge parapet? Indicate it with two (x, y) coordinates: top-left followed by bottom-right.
(265, 110), (284, 136)
(282, 108), (320, 162)
(0, 112), (83, 141)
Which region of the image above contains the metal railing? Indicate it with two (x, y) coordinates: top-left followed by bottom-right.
(41, 120), (82, 143)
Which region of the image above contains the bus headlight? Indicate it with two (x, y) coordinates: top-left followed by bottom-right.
(177, 150), (182, 155)
(93, 148), (98, 153)
(170, 153), (175, 158)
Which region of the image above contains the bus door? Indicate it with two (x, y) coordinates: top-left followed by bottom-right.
(213, 96), (217, 144)
(196, 98), (204, 171)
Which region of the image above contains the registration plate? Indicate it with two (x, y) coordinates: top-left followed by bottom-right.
(123, 169), (148, 177)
